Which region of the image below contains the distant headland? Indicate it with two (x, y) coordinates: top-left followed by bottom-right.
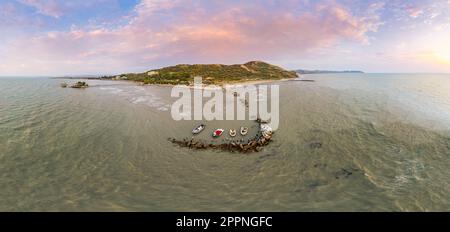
(295, 69), (364, 74)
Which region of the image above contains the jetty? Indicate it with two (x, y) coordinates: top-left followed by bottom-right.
(168, 119), (273, 153)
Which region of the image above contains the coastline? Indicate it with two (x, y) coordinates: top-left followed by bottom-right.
(57, 76), (298, 89)
(138, 77), (297, 90)
(55, 61), (299, 87)
(6, 73), (450, 211)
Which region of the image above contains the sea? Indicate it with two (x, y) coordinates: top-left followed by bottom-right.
(1, 73), (450, 211)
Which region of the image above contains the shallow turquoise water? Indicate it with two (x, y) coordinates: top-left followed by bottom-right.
(1, 74), (450, 211)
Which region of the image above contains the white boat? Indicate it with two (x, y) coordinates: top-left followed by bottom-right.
(240, 127), (249, 136)
(229, 129), (237, 137)
(260, 123), (273, 139)
(260, 123), (272, 133)
(192, 124), (206, 134)
(262, 131), (272, 139)
(213, 129), (224, 138)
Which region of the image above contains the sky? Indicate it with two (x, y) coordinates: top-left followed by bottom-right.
(1, 0), (450, 76)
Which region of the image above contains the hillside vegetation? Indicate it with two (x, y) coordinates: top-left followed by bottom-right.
(110, 61), (298, 85)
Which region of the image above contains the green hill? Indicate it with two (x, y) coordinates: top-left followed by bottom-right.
(111, 61), (298, 85)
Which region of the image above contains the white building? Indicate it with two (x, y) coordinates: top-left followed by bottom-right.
(147, 71), (159, 76)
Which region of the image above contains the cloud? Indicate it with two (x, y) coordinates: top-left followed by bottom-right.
(1, 1), (45, 30)
(1, 0), (383, 75)
(406, 6), (424, 18)
(15, 0), (116, 18)
(17, 0), (64, 18)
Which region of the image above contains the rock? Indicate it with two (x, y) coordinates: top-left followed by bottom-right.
(334, 168), (360, 179)
(169, 118), (276, 153)
(309, 142), (322, 149)
(70, 81), (89, 88)
(194, 143), (202, 149)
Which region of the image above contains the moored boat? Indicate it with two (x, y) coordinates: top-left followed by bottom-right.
(212, 129), (224, 138)
(262, 131), (272, 139)
(260, 123), (273, 139)
(192, 124), (206, 134)
(240, 127), (248, 136)
(260, 123), (272, 133)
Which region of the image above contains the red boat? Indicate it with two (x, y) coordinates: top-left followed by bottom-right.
(212, 129), (224, 138)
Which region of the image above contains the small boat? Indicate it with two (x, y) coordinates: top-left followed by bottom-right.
(192, 124), (205, 134)
(60, 83), (68, 88)
(240, 127), (249, 136)
(260, 123), (272, 133)
(262, 131), (272, 139)
(260, 123), (273, 139)
(212, 129), (224, 138)
(229, 129), (237, 137)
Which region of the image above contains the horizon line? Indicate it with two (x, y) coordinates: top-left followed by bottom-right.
(3, 72), (450, 78)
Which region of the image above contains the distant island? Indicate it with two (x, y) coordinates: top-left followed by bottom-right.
(101, 61), (298, 85)
(295, 69), (364, 74)
(57, 62), (366, 85)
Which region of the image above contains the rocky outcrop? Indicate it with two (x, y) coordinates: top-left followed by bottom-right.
(70, 81), (89, 88)
(169, 120), (274, 153)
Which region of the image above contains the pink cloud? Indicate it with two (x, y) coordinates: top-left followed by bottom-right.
(406, 6), (424, 18)
(1, 0), (382, 75)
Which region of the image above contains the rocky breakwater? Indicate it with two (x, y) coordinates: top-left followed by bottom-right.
(168, 119), (274, 153)
(70, 81), (89, 89)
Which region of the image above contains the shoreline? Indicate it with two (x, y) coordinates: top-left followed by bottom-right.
(149, 78), (295, 89)
(57, 76), (298, 89)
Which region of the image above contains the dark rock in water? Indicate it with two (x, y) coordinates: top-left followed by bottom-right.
(307, 181), (326, 190)
(334, 168), (361, 179)
(309, 142), (323, 149)
(70, 81), (89, 88)
(313, 163), (327, 168)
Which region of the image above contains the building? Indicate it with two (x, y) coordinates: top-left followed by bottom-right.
(147, 71), (159, 76)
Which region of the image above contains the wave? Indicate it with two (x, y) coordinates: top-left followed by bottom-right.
(99, 85), (171, 112)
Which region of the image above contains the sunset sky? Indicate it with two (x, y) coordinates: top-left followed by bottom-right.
(1, 0), (450, 76)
